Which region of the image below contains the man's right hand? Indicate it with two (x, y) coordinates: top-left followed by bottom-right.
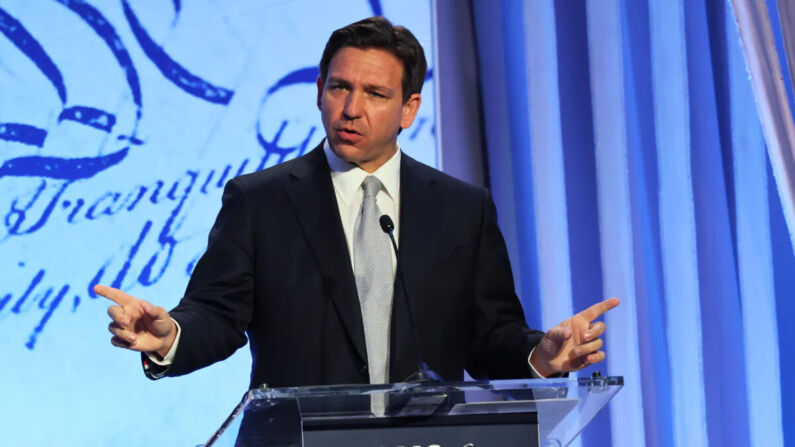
(95, 284), (177, 359)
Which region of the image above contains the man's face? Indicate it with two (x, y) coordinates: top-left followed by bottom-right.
(317, 47), (421, 172)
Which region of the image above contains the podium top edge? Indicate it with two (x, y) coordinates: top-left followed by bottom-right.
(246, 375), (624, 399)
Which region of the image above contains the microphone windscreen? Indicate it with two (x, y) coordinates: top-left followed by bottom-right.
(379, 215), (394, 233)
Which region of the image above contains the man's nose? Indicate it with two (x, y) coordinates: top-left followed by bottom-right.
(343, 91), (362, 119)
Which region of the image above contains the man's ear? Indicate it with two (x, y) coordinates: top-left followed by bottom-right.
(400, 93), (422, 129)
(316, 76), (324, 110)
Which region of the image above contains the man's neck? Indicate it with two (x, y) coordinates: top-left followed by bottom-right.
(327, 142), (399, 173)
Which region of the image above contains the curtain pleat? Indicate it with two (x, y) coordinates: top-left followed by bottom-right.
(648, 1), (711, 445)
(584, 1), (645, 446)
(728, 5), (784, 439)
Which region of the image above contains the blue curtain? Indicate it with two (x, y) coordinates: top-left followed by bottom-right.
(470, 0), (794, 445)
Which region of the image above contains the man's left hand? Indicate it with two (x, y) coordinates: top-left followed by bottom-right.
(530, 297), (620, 377)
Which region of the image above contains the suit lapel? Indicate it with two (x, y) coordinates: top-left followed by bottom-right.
(390, 154), (436, 381)
(283, 144), (368, 365)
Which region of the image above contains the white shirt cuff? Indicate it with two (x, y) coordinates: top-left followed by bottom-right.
(144, 318), (181, 366)
(527, 346), (547, 378)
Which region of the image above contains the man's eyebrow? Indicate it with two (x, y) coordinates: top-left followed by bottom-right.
(326, 77), (394, 92)
(326, 77), (351, 87)
(364, 83), (394, 93)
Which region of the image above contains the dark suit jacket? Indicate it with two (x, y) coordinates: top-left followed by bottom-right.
(155, 143), (543, 388)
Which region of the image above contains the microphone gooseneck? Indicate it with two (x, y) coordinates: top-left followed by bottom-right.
(379, 215), (442, 383)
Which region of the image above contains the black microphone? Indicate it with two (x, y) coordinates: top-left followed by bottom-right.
(379, 215), (442, 383)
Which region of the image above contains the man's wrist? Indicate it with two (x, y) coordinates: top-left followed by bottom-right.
(154, 319), (179, 359)
(155, 319), (177, 359)
(529, 347), (556, 378)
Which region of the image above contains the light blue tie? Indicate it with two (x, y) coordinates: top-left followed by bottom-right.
(353, 176), (393, 385)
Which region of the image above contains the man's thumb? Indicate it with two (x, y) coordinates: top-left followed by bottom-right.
(141, 300), (164, 319)
(546, 326), (572, 342)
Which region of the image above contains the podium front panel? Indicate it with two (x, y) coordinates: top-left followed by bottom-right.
(203, 376), (623, 447)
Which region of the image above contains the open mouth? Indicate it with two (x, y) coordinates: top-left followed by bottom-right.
(337, 128), (362, 141)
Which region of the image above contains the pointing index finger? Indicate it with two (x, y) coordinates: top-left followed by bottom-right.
(578, 297), (620, 322)
(94, 285), (134, 307)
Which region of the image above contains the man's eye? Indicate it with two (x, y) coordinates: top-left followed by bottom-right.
(370, 91), (386, 98)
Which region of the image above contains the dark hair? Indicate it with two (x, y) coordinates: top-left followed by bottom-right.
(319, 16), (427, 103)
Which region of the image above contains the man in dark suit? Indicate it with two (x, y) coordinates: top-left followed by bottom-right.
(98, 17), (618, 389)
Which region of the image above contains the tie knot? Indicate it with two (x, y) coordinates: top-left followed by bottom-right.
(361, 176), (382, 198)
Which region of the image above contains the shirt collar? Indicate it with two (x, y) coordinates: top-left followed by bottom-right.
(323, 139), (401, 205)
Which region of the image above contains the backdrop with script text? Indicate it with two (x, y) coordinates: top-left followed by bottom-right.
(0, 1), (437, 445)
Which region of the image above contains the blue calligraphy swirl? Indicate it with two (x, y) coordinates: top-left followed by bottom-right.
(54, 0), (143, 115)
(0, 1), (143, 180)
(0, 149), (129, 181)
(0, 7), (64, 147)
(256, 67), (320, 165)
(121, 0), (234, 105)
(58, 106), (116, 133)
(0, 7), (66, 104)
(0, 124), (47, 148)
(369, 0), (383, 16)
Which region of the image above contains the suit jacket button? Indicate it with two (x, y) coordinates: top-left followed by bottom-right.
(360, 364), (368, 376)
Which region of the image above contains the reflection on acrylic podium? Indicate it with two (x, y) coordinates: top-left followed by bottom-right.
(201, 375), (623, 447)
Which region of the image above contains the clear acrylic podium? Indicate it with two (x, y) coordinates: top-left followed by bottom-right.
(202, 375), (623, 447)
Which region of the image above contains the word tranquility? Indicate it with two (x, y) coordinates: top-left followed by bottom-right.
(0, 148), (301, 350)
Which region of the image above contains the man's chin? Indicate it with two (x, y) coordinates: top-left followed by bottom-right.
(329, 141), (366, 164)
